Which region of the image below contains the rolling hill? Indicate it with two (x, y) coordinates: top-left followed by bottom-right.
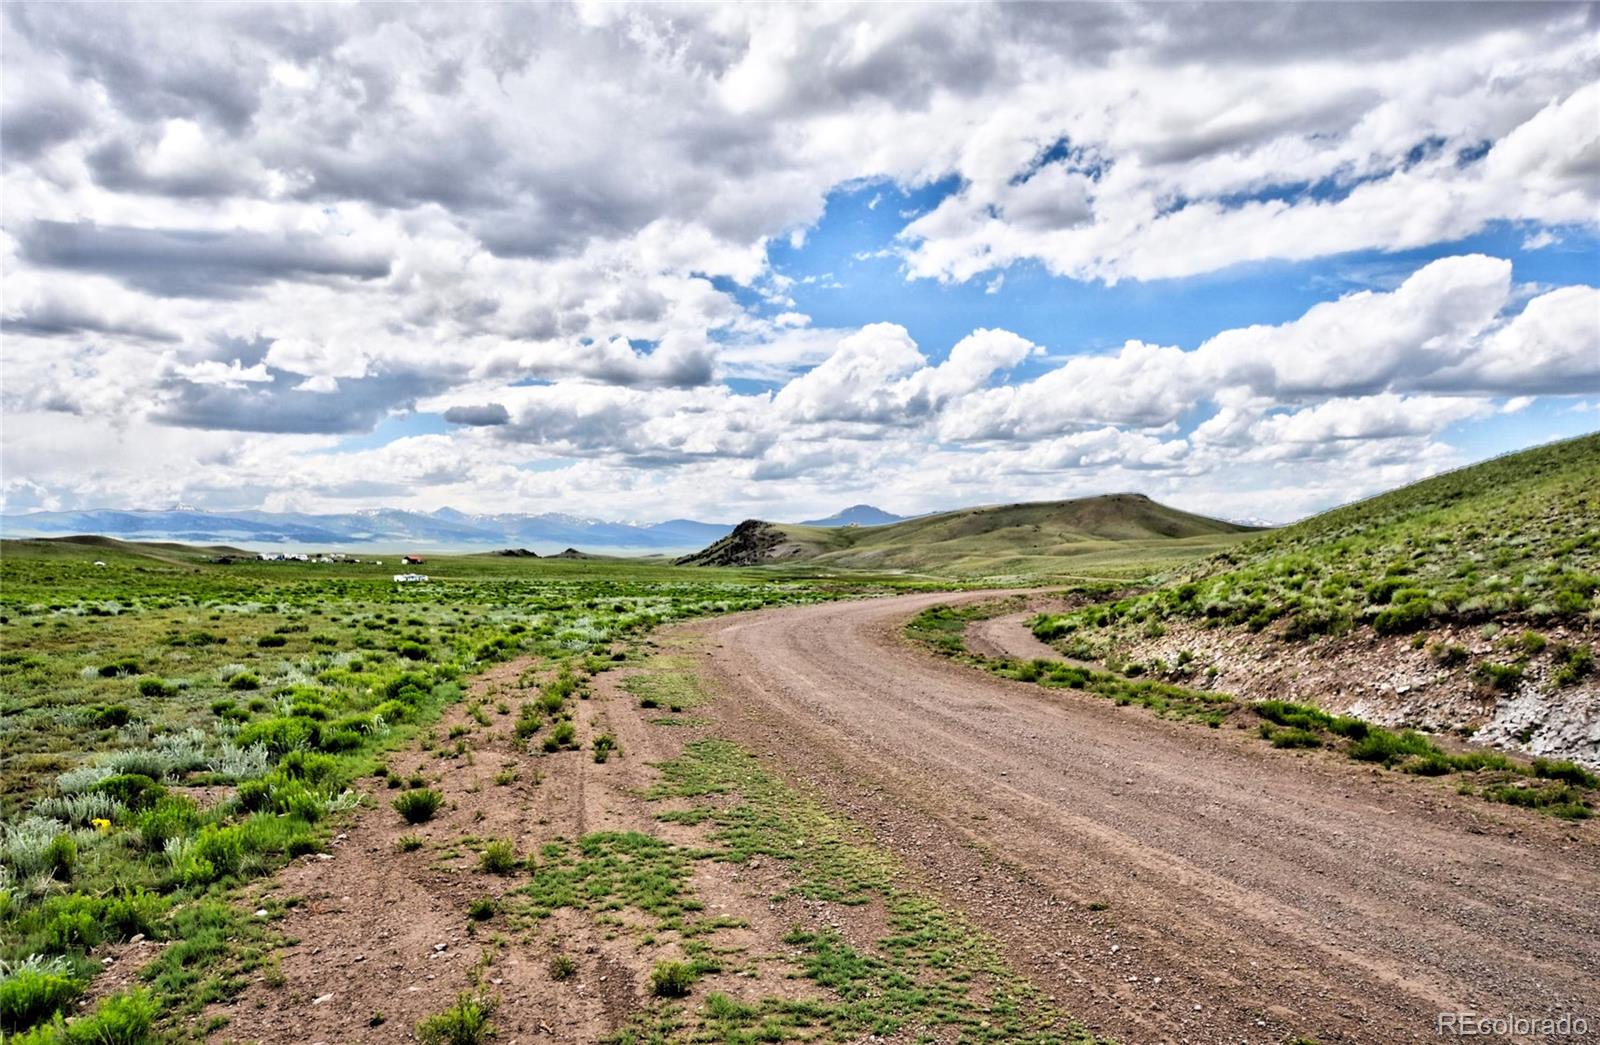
(677, 493), (1259, 576)
(1034, 433), (1600, 639)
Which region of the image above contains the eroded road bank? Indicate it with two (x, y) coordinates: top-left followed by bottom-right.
(686, 591), (1600, 1044)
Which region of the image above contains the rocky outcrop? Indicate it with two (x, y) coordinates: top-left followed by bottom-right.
(675, 519), (797, 566)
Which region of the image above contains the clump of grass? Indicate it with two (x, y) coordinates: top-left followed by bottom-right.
(1551, 643), (1595, 687)
(1532, 758), (1599, 789)
(1266, 727), (1322, 749)
(512, 704), (541, 741)
(1482, 782), (1593, 820)
(1254, 699), (1334, 731)
(541, 720), (576, 753)
(416, 992), (495, 1045)
(0, 954), (83, 1031)
(649, 960), (695, 997)
(16, 988), (158, 1044)
(548, 954), (577, 981)
(1346, 727), (1442, 765)
(393, 789), (442, 824)
(592, 734), (617, 763)
(397, 835), (424, 852)
(466, 897), (496, 921)
(478, 838), (518, 875)
(493, 767), (517, 786)
(1474, 661), (1523, 694)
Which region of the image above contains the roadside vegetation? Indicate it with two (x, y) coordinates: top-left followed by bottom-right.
(909, 603), (1597, 820)
(0, 540), (918, 1040)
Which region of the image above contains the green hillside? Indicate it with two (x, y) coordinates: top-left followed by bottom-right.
(678, 493), (1259, 577)
(0, 535), (253, 566)
(1036, 433), (1600, 640)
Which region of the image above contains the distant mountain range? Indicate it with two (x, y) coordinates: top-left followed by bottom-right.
(799, 504), (906, 527)
(0, 504), (905, 552)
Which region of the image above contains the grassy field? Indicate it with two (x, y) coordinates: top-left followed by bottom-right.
(1034, 434), (1600, 641)
(0, 538), (934, 1041)
(680, 493), (1258, 579)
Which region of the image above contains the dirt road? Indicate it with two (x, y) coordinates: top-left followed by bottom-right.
(690, 591), (1600, 1044)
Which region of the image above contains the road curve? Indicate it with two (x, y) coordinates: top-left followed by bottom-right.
(686, 591), (1600, 1044)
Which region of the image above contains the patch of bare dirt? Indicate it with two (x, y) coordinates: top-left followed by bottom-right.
(685, 592), (1600, 1045)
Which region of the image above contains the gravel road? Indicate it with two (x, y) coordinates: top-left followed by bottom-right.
(689, 591), (1600, 1044)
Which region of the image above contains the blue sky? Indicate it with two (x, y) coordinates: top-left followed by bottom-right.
(1, 3), (1596, 525)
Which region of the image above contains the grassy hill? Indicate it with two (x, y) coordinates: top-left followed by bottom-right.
(0, 535), (253, 566)
(1036, 433), (1600, 640)
(677, 493), (1259, 578)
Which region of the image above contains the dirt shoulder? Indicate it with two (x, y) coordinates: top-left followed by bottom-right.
(687, 591), (1600, 1044)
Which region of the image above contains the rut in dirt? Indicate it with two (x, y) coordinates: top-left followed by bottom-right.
(688, 591), (1600, 1045)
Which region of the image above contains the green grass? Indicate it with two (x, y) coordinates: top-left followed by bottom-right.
(1035, 434), (1600, 640)
(909, 605), (1236, 726)
(514, 831), (706, 928)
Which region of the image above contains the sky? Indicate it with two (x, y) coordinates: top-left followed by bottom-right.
(2, 2), (1597, 526)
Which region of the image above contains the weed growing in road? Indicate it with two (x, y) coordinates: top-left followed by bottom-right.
(477, 838), (518, 875)
(649, 959), (695, 997)
(548, 954), (577, 980)
(394, 789), (443, 824)
(416, 991), (495, 1045)
(514, 831), (704, 928)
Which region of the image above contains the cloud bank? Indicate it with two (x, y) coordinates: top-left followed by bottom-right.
(1, 2), (1596, 523)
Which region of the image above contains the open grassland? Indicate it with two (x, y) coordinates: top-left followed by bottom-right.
(0, 539), (934, 1041)
(1035, 434), (1600, 641)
